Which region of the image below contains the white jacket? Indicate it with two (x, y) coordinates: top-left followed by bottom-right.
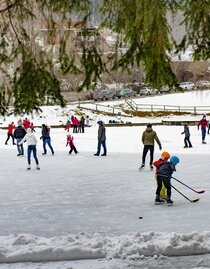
(18, 133), (37, 146)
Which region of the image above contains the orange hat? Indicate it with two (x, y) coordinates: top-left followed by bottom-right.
(161, 151), (170, 159)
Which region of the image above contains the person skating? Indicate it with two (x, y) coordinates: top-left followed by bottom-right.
(18, 128), (40, 170)
(40, 124), (54, 155)
(198, 115), (208, 144)
(139, 124), (162, 171)
(94, 121), (107, 156)
(155, 155), (180, 205)
(181, 124), (193, 148)
(72, 117), (79, 133)
(30, 122), (36, 132)
(5, 122), (16, 145)
(153, 151), (170, 201)
(79, 116), (85, 133)
(68, 135), (78, 154)
(65, 120), (71, 132)
(14, 122), (27, 156)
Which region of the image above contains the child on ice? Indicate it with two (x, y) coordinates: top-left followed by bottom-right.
(181, 124), (192, 148)
(155, 155), (180, 205)
(66, 135), (78, 154)
(153, 151), (170, 201)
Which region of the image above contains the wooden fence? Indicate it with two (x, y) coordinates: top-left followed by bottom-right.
(78, 99), (210, 115)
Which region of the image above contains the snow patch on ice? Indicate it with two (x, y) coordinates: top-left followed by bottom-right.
(1, 232), (210, 263)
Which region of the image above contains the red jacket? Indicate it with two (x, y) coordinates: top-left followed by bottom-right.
(153, 159), (165, 175)
(198, 118), (208, 129)
(67, 136), (75, 147)
(8, 124), (15, 134)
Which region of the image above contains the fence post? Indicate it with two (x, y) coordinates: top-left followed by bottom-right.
(96, 104), (98, 111)
(194, 107), (196, 114)
(151, 105), (153, 112)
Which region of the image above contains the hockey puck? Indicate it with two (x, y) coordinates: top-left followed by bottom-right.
(139, 217), (143, 219)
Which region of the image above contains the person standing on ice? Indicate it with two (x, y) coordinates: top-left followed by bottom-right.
(18, 128), (40, 170)
(153, 151), (170, 201)
(94, 121), (107, 156)
(198, 115), (208, 144)
(40, 124), (55, 155)
(155, 155), (180, 205)
(14, 122), (27, 156)
(139, 124), (162, 171)
(181, 124), (193, 148)
(5, 122), (16, 145)
(67, 135), (78, 154)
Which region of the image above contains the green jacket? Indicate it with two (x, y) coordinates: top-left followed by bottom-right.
(142, 127), (161, 147)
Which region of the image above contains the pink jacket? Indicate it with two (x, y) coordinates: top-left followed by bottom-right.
(198, 118), (208, 129)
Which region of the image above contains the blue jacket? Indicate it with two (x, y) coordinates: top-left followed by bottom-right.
(157, 161), (176, 178)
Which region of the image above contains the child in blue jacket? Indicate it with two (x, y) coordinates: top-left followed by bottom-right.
(155, 156), (180, 205)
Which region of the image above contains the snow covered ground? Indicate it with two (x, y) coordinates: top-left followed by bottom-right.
(1, 91), (210, 268)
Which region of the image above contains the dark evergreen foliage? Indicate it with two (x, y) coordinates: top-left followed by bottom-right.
(0, 0), (209, 114)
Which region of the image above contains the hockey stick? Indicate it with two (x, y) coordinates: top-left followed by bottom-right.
(171, 185), (200, 203)
(171, 176), (205, 194)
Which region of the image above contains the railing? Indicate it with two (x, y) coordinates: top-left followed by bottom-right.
(77, 102), (132, 117)
(125, 98), (138, 110)
(134, 104), (210, 114)
(78, 100), (210, 115)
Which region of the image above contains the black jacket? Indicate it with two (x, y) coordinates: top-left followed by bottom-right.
(14, 127), (26, 139)
(157, 162), (176, 178)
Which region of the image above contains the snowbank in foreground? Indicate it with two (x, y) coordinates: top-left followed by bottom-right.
(1, 232), (210, 263)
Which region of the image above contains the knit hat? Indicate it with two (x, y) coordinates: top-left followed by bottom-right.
(18, 122), (23, 127)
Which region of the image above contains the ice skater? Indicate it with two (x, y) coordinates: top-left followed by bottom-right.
(198, 115), (208, 144)
(181, 124), (192, 148)
(153, 151), (171, 201)
(67, 135), (78, 154)
(18, 128), (40, 170)
(139, 124), (162, 171)
(155, 155), (180, 205)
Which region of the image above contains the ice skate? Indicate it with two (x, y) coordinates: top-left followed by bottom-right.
(36, 165), (40, 170)
(139, 164), (145, 171)
(155, 195), (164, 205)
(27, 165), (31, 170)
(167, 198), (173, 206)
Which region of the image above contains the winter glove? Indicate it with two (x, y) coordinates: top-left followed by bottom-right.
(159, 145), (162, 150)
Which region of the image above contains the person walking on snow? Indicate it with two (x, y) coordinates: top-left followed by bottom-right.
(5, 122), (16, 145)
(153, 151), (170, 201)
(181, 124), (192, 148)
(155, 155), (180, 205)
(198, 115), (208, 144)
(94, 121), (107, 156)
(40, 124), (54, 155)
(139, 124), (162, 171)
(67, 135), (78, 154)
(18, 128), (40, 170)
